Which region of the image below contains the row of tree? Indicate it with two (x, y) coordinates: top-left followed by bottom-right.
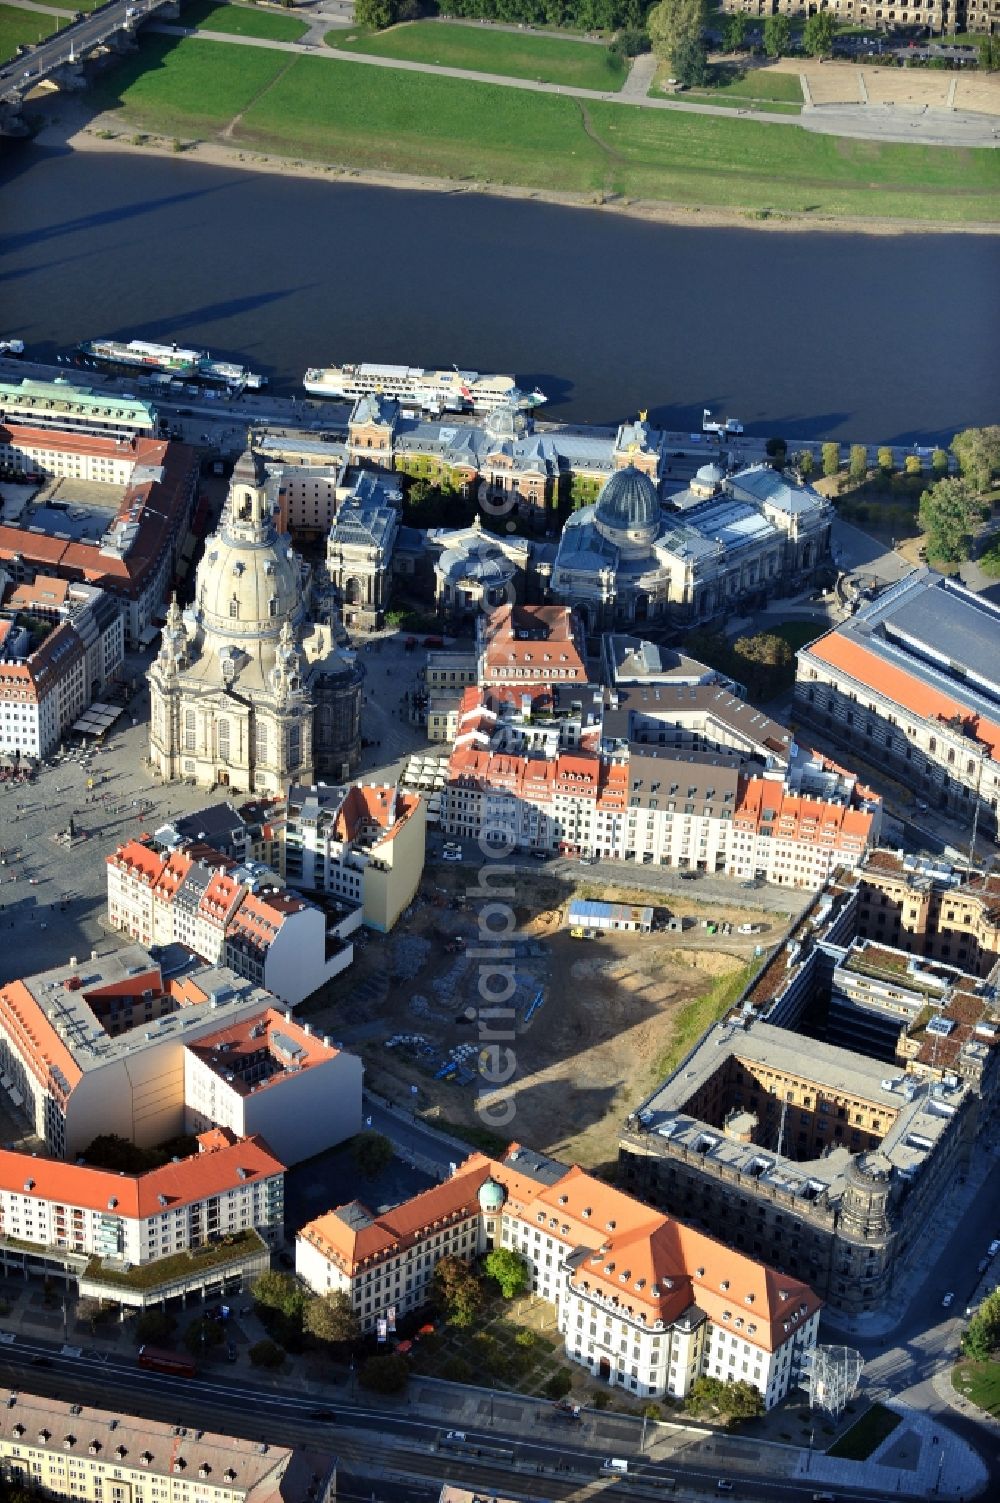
(355, 0), (650, 31)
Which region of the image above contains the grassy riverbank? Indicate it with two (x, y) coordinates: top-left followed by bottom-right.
(84, 37), (1000, 227)
(183, 0), (309, 43)
(333, 19), (628, 92)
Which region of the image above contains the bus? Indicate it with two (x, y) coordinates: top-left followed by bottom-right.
(137, 1345), (197, 1378)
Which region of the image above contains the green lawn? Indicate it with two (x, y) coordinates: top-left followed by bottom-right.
(770, 620), (825, 653)
(89, 39), (1000, 225)
(39, 0), (104, 10)
(827, 1402), (902, 1459)
(89, 34), (291, 134)
(954, 1358), (1000, 1416)
(182, 0), (309, 43)
(332, 20), (627, 92)
(652, 961), (758, 1083)
(657, 60), (804, 109)
(0, 4), (67, 64)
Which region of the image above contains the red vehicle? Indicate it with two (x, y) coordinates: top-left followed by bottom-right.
(422, 635), (444, 649)
(137, 1344), (197, 1378)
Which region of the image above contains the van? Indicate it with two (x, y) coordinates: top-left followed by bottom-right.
(602, 1458), (629, 1474)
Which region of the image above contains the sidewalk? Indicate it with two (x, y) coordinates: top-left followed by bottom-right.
(795, 1399), (989, 1499)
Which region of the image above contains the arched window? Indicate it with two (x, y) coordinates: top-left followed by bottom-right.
(254, 720), (268, 765)
(218, 719), (230, 762)
(183, 709), (195, 752)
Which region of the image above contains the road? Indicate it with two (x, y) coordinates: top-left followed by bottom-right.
(0, 1337), (954, 1501)
(0, 0), (165, 99)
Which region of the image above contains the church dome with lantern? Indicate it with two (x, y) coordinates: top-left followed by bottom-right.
(148, 442), (363, 795)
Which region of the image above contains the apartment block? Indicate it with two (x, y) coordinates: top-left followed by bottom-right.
(107, 837), (357, 1005)
(0, 1391), (336, 1503)
(0, 946), (297, 1158)
(183, 1007), (362, 1165)
(0, 1130), (283, 1274)
(283, 781), (426, 933)
(0, 427), (196, 646)
(297, 1143), (821, 1410)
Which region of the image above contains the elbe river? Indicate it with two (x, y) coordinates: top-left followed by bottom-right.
(2, 141), (998, 442)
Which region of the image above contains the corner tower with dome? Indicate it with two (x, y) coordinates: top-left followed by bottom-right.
(148, 444), (363, 794)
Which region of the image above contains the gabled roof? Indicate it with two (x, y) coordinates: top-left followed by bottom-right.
(0, 1134), (284, 1219)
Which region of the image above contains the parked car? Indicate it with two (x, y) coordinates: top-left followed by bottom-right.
(988, 1239), (1000, 1256)
(942, 1291), (955, 1308)
(442, 849), (463, 863)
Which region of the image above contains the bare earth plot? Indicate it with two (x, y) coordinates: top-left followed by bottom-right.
(309, 871), (788, 1171)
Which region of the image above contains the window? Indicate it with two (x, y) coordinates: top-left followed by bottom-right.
(218, 719), (230, 762)
(229, 598), (239, 619)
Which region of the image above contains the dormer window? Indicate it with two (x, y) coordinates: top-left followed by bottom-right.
(745, 1293), (755, 1305)
(720, 1280), (730, 1291)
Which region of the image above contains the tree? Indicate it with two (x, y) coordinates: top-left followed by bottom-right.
(672, 33), (710, 86)
(249, 1339), (285, 1369)
(848, 444), (869, 486)
(434, 1254), (483, 1327)
(821, 441), (841, 479)
(977, 34), (1000, 72)
(544, 1368), (574, 1398)
(794, 450), (814, 479)
(802, 11), (835, 58)
(351, 1130), (394, 1178)
(961, 1291), (1000, 1361)
(719, 1378), (765, 1420)
(253, 1271), (307, 1318)
(762, 14), (790, 57)
(904, 454), (923, 478)
(722, 12), (747, 52)
(931, 448), (950, 477)
(304, 1291), (360, 1346)
(359, 1353), (409, 1394)
(876, 446), (895, 478)
(764, 436), (787, 469)
(485, 1247), (530, 1299)
(184, 1317), (224, 1358)
(918, 477), (984, 563)
(952, 425), (1000, 495)
(354, 0), (396, 28)
(134, 1309), (176, 1345)
(647, 0), (706, 66)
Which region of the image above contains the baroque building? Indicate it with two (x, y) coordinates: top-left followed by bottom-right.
(148, 446), (362, 794)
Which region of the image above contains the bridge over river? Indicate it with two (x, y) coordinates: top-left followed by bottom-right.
(0, 0), (180, 135)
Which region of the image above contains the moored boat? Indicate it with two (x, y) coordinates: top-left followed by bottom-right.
(303, 359), (546, 415)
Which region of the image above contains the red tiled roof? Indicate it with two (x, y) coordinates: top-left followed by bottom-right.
(0, 1134), (284, 1219)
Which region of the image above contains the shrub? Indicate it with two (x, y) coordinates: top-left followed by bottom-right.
(249, 1339), (284, 1369)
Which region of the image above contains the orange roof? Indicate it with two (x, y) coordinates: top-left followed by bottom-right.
(735, 778), (874, 849)
(808, 631), (1000, 760)
(0, 1134), (284, 1220)
(0, 980), (83, 1099)
(301, 1143), (822, 1352)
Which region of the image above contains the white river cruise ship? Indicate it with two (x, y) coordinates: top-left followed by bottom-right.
(302, 360), (546, 415)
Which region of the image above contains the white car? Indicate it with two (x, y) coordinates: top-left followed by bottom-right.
(442, 849), (463, 863)
(989, 1239), (1000, 1257)
(942, 1291), (955, 1308)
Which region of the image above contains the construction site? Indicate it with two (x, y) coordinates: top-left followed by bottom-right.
(303, 865), (799, 1171)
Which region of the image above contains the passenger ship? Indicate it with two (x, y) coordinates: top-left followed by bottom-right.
(77, 338), (266, 391)
(302, 360), (547, 415)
